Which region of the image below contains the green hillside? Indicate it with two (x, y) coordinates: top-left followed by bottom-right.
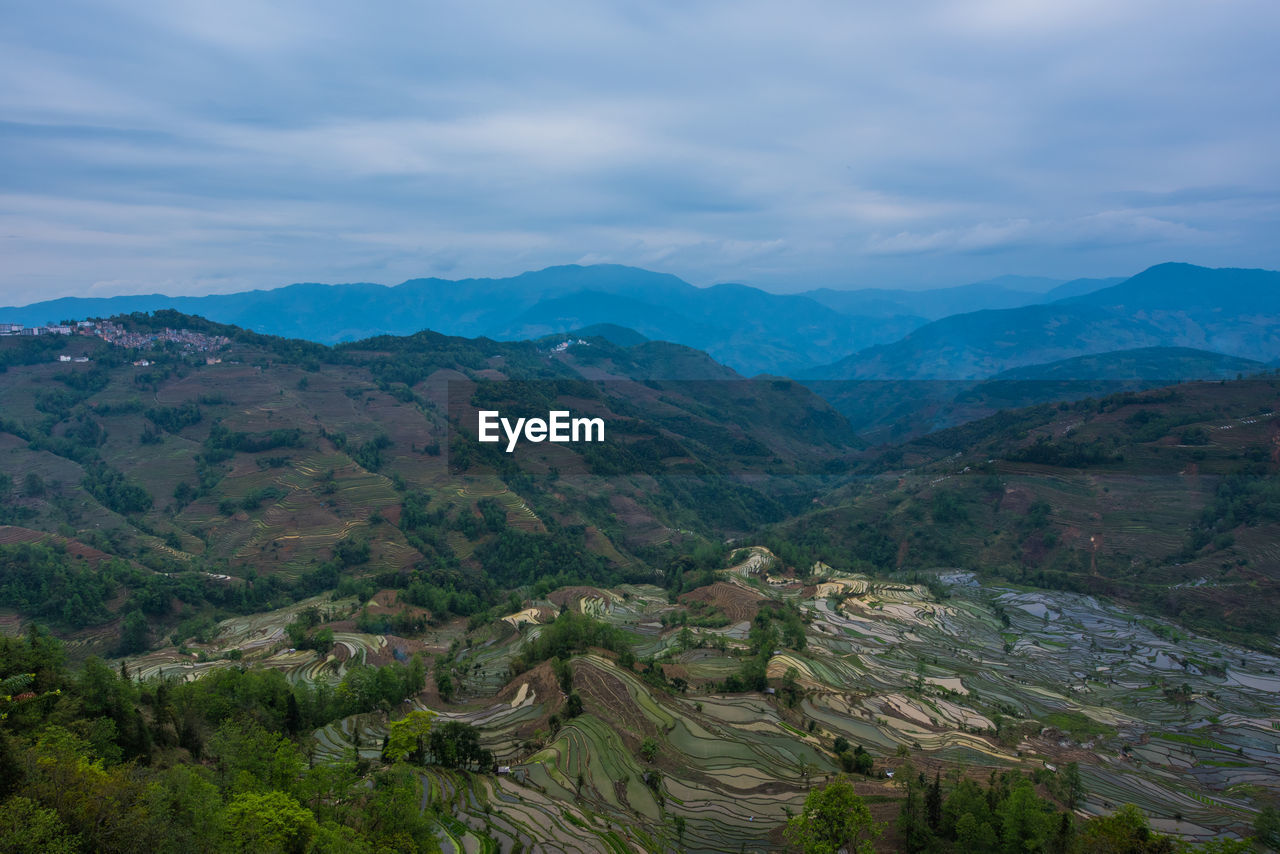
(2, 313), (1278, 852)
(0, 312), (856, 648)
(784, 377), (1280, 651)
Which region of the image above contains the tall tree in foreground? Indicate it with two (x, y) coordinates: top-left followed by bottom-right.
(785, 777), (883, 854)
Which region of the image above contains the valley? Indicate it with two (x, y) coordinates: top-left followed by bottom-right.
(2, 312), (1279, 851)
(65, 547), (1280, 851)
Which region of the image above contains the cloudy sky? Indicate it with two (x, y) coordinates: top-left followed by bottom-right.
(2, 1), (1278, 304)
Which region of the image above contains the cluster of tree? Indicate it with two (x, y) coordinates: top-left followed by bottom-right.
(0, 628), (442, 853)
(0, 542), (117, 629)
(342, 433), (391, 473)
(930, 489), (970, 526)
(1005, 436), (1123, 468)
(337, 329), (560, 389)
(0, 334), (71, 372)
(203, 423), (304, 463)
(510, 610), (630, 675)
(355, 607), (427, 637)
(0, 541), (186, 656)
(24, 426), (100, 465)
(80, 462), (153, 515)
(283, 607), (334, 655)
(33, 368), (111, 420)
(781, 513), (898, 574)
(786, 778), (884, 854)
(399, 573), (489, 619)
(656, 540), (728, 600)
(661, 602), (731, 629)
(721, 601), (807, 693)
(87, 398), (144, 418)
(0, 536), (356, 643)
(651, 472), (789, 531)
(1123, 406), (1216, 444)
(578, 435), (681, 477)
(361, 495), (494, 621)
(787, 773), (1263, 854)
(831, 736), (876, 775)
(451, 496), (508, 540)
(219, 485), (286, 515)
(396, 490), (456, 566)
(144, 403), (202, 433)
(890, 761), (1261, 854)
(1189, 464), (1280, 551)
(471, 377), (570, 414)
(332, 534), (370, 567)
(473, 526), (621, 590)
(382, 712), (493, 772)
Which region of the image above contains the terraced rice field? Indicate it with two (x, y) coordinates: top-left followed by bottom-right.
(124, 593), (364, 682)
(107, 547), (1280, 849)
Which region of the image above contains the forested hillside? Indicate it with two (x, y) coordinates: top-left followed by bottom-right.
(3, 313), (1280, 852)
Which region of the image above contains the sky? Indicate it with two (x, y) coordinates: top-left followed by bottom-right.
(2, 1), (1279, 305)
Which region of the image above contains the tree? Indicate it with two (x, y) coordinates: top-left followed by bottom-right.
(955, 812), (999, 854)
(1195, 840), (1260, 854)
(895, 762), (933, 853)
(427, 720), (491, 770)
(208, 719), (305, 797)
(1080, 803), (1176, 853)
(23, 473), (45, 498)
(0, 796), (79, 854)
(1256, 805), (1280, 851)
(145, 764), (226, 854)
(0, 731), (22, 798)
(1060, 761), (1085, 811)
(361, 764), (436, 850)
(435, 671), (454, 703)
(311, 627), (334, 655)
(940, 779), (994, 840)
(785, 777), (884, 854)
(998, 781), (1058, 854)
(383, 709), (436, 764)
(925, 771), (942, 832)
(224, 790), (318, 853)
(117, 610), (149, 656)
(275, 693), (299, 740)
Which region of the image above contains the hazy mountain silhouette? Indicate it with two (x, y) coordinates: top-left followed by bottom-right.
(807, 264), (1280, 380)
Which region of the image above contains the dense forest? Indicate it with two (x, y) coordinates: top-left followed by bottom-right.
(0, 628), (450, 853)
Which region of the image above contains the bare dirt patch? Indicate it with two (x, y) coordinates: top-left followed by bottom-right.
(548, 587), (615, 610)
(680, 582), (765, 623)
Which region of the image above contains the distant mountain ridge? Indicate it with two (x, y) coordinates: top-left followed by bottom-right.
(807, 263), (1280, 380)
(1, 266), (910, 377)
(806, 343), (1273, 444)
(988, 346), (1267, 381)
(805, 275), (1121, 320)
(1, 264), (1124, 379)
(7, 262), (1273, 382)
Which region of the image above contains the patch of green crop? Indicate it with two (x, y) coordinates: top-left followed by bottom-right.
(1041, 711), (1116, 740)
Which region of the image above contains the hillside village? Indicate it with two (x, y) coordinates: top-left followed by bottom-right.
(0, 318), (230, 356)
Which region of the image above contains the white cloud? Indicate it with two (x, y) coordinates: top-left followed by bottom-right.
(0, 0), (1278, 300)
